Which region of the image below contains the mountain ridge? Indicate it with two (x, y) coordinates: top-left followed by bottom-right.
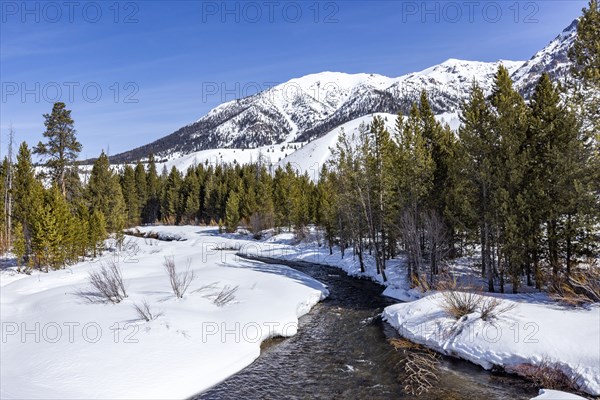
(107, 20), (578, 165)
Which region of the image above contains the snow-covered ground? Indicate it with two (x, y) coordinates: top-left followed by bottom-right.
(532, 389), (588, 399)
(2, 225), (597, 399)
(0, 226), (328, 399)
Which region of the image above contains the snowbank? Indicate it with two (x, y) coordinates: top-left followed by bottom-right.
(0, 226), (328, 399)
(382, 293), (600, 396)
(532, 389), (587, 399)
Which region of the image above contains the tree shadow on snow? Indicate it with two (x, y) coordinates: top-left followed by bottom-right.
(221, 258), (328, 294)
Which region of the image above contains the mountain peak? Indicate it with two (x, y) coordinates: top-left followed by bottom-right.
(561, 19), (579, 36)
(512, 19), (578, 97)
(108, 21), (579, 164)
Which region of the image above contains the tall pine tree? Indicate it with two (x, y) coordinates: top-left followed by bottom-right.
(34, 102), (82, 197)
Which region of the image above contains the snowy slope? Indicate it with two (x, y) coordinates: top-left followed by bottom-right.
(512, 19), (578, 98)
(279, 112), (460, 179)
(278, 113), (396, 179)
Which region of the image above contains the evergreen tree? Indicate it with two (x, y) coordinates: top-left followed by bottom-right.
(13, 142), (44, 265)
(459, 83), (497, 291)
(72, 203), (90, 259)
(0, 158), (7, 253)
(251, 165), (275, 233)
(144, 154), (160, 223)
(530, 73), (597, 279)
(273, 165), (294, 229)
(202, 167), (218, 224)
(161, 166), (182, 224)
(13, 223), (26, 272)
(238, 172), (257, 221)
(181, 167), (201, 224)
(570, 0), (600, 87)
(489, 65), (530, 293)
(33, 102), (82, 196)
(224, 191), (240, 233)
(87, 151), (126, 233)
(317, 165), (338, 254)
(290, 172), (310, 235)
(121, 165), (140, 226)
(88, 209), (107, 257)
(134, 161), (147, 220)
(395, 106), (435, 283)
(34, 186), (71, 271)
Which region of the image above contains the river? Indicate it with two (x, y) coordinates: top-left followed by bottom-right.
(195, 256), (537, 399)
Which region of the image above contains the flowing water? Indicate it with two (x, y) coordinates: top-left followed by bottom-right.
(194, 256), (537, 400)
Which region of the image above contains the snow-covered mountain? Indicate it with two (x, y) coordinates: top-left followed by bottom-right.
(109, 20), (579, 165)
(512, 19), (578, 98)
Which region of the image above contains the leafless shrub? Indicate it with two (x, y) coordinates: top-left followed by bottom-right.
(436, 275), (516, 320)
(204, 284), (239, 307)
(249, 212), (273, 239)
(440, 289), (482, 319)
(511, 357), (583, 392)
(479, 297), (517, 321)
(390, 337), (440, 396)
(551, 260), (600, 305)
(132, 299), (163, 322)
(76, 261), (127, 304)
(397, 351), (440, 396)
(164, 256), (195, 298)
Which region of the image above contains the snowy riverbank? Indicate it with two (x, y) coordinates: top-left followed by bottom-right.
(233, 228), (600, 398)
(0, 226), (328, 399)
(2, 225), (597, 399)
(382, 293), (600, 396)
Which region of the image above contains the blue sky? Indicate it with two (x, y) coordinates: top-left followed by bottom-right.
(0, 0), (589, 158)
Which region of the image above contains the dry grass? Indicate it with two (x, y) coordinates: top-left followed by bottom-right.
(440, 289), (481, 319)
(203, 284), (239, 307)
(551, 260), (600, 306)
(437, 274), (516, 320)
(132, 299), (163, 322)
(479, 296), (517, 321)
(389, 337), (424, 351)
(511, 357), (583, 392)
